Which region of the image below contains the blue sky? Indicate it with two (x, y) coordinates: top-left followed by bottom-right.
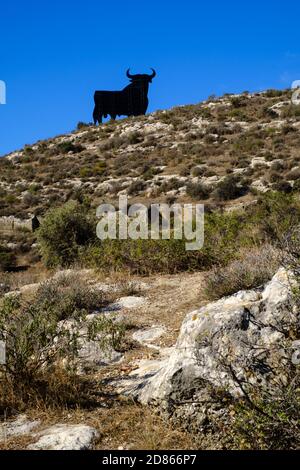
(0, 0), (300, 156)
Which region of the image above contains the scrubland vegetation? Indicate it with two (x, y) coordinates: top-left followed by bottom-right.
(1, 89), (300, 449)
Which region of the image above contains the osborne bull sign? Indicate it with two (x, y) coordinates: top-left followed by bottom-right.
(93, 68), (156, 124)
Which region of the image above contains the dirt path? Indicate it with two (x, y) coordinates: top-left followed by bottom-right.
(125, 271), (207, 346)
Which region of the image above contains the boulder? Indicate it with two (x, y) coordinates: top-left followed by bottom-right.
(120, 269), (296, 427)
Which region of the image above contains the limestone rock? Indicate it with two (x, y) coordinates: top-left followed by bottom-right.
(28, 424), (98, 450)
(132, 325), (166, 346)
(0, 415), (40, 440)
(119, 269), (296, 428)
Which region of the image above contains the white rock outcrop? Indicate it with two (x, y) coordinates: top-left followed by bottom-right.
(28, 424), (98, 450)
(115, 269), (296, 427)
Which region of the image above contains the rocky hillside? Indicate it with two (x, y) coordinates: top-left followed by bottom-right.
(1, 265), (299, 450)
(1, 89), (300, 450)
(1, 88), (300, 220)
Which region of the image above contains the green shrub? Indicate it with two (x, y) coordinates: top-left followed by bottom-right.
(93, 161), (107, 176)
(79, 167), (93, 178)
(230, 374), (300, 450)
(0, 245), (16, 271)
(250, 192), (300, 245)
(28, 183), (41, 194)
(264, 89), (285, 98)
(84, 239), (202, 275)
(158, 178), (183, 193)
(23, 192), (39, 206)
(56, 141), (85, 154)
(260, 106), (278, 119)
(186, 181), (211, 200)
(282, 105), (300, 119)
(127, 179), (146, 196)
(127, 131), (143, 145)
(35, 273), (109, 321)
(273, 181), (293, 194)
(0, 278), (125, 410)
(191, 166), (207, 177)
(213, 176), (248, 201)
(37, 201), (94, 267)
(230, 96), (247, 108)
(83, 211), (254, 275)
(5, 194), (18, 204)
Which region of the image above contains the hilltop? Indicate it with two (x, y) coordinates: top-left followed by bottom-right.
(1, 88), (300, 221)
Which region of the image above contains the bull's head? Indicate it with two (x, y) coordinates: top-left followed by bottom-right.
(126, 68), (156, 83)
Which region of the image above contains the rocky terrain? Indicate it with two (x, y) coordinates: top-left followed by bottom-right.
(1, 88), (300, 450)
(1, 88), (300, 222)
(0, 266), (299, 449)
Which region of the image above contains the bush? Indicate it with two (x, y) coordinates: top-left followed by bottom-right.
(273, 181), (293, 194)
(79, 166), (93, 178)
(206, 367), (300, 450)
(77, 122), (90, 130)
(230, 96), (247, 108)
(23, 192), (39, 206)
(84, 239), (208, 275)
(282, 105), (300, 119)
(35, 273), (109, 320)
(127, 179), (146, 196)
(83, 210), (255, 275)
(205, 245), (280, 300)
(158, 178), (183, 193)
(0, 245), (16, 271)
(213, 176), (248, 201)
(37, 201), (95, 267)
(229, 368), (300, 450)
(0, 277), (125, 410)
(186, 182), (211, 200)
(37, 192), (300, 276)
(191, 166), (207, 177)
(56, 141), (85, 154)
(264, 89), (285, 98)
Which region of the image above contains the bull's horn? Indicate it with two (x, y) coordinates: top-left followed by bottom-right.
(126, 68), (134, 79)
(150, 68), (156, 78)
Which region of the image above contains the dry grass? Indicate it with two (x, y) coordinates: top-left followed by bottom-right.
(0, 399), (198, 450)
(204, 244), (280, 300)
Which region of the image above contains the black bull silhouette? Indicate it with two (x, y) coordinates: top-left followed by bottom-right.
(93, 69), (156, 124)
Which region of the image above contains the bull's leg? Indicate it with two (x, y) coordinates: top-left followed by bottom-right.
(93, 106), (99, 125)
(110, 114), (116, 121)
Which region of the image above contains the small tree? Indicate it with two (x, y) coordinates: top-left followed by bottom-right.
(37, 201), (95, 267)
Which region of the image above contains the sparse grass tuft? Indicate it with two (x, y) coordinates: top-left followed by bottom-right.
(205, 245), (280, 300)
